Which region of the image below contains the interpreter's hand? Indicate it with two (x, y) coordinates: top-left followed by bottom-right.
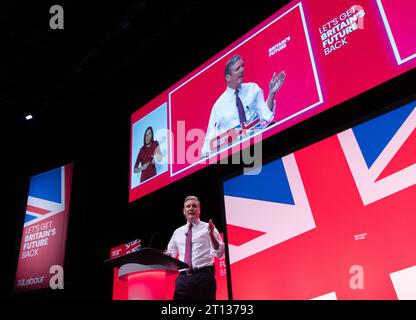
(208, 219), (215, 234)
(154, 152), (163, 163)
(269, 70), (286, 95)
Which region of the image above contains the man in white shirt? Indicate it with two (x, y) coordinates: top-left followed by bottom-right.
(202, 54), (286, 156)
(166, 195), (225, 300)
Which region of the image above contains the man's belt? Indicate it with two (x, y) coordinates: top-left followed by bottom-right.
(179, 265), (215, 276)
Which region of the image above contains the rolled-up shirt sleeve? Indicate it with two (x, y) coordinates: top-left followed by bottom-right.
(210, 228), (225, 258)
(166, 231), (179, 259)
(254, 85), (274, 122)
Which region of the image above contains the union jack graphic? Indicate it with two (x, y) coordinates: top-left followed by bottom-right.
(125, 239), (142, 254)
(24, 167), (66, 227)
(223, 101), (416, 299)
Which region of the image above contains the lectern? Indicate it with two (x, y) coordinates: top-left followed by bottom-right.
(105, 247), (188, 300)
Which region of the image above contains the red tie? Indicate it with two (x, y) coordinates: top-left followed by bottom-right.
(184, 223), (193, 268)
(235, 89), (247, 124)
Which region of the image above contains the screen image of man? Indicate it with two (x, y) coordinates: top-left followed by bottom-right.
(165, 195), (225, 300)
(202, 54), (286, 156)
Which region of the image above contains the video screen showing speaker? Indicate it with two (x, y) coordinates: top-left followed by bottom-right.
(129, 0), (416, 203)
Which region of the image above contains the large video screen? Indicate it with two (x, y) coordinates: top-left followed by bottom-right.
(222, 99), (416, 299)
(130, 0), (416, 202)
(15, 163), (73, 292)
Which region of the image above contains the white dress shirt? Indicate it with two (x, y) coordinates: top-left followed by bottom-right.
(166, 219), (225, 269)
(202, 82), (274, 155)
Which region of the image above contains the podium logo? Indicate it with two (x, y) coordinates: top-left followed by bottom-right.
(111, 248), (122, 257)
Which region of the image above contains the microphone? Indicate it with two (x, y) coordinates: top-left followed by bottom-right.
(148, 232), (159, 248)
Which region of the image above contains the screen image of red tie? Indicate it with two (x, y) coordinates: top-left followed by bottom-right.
(235, 89), (247, 124)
